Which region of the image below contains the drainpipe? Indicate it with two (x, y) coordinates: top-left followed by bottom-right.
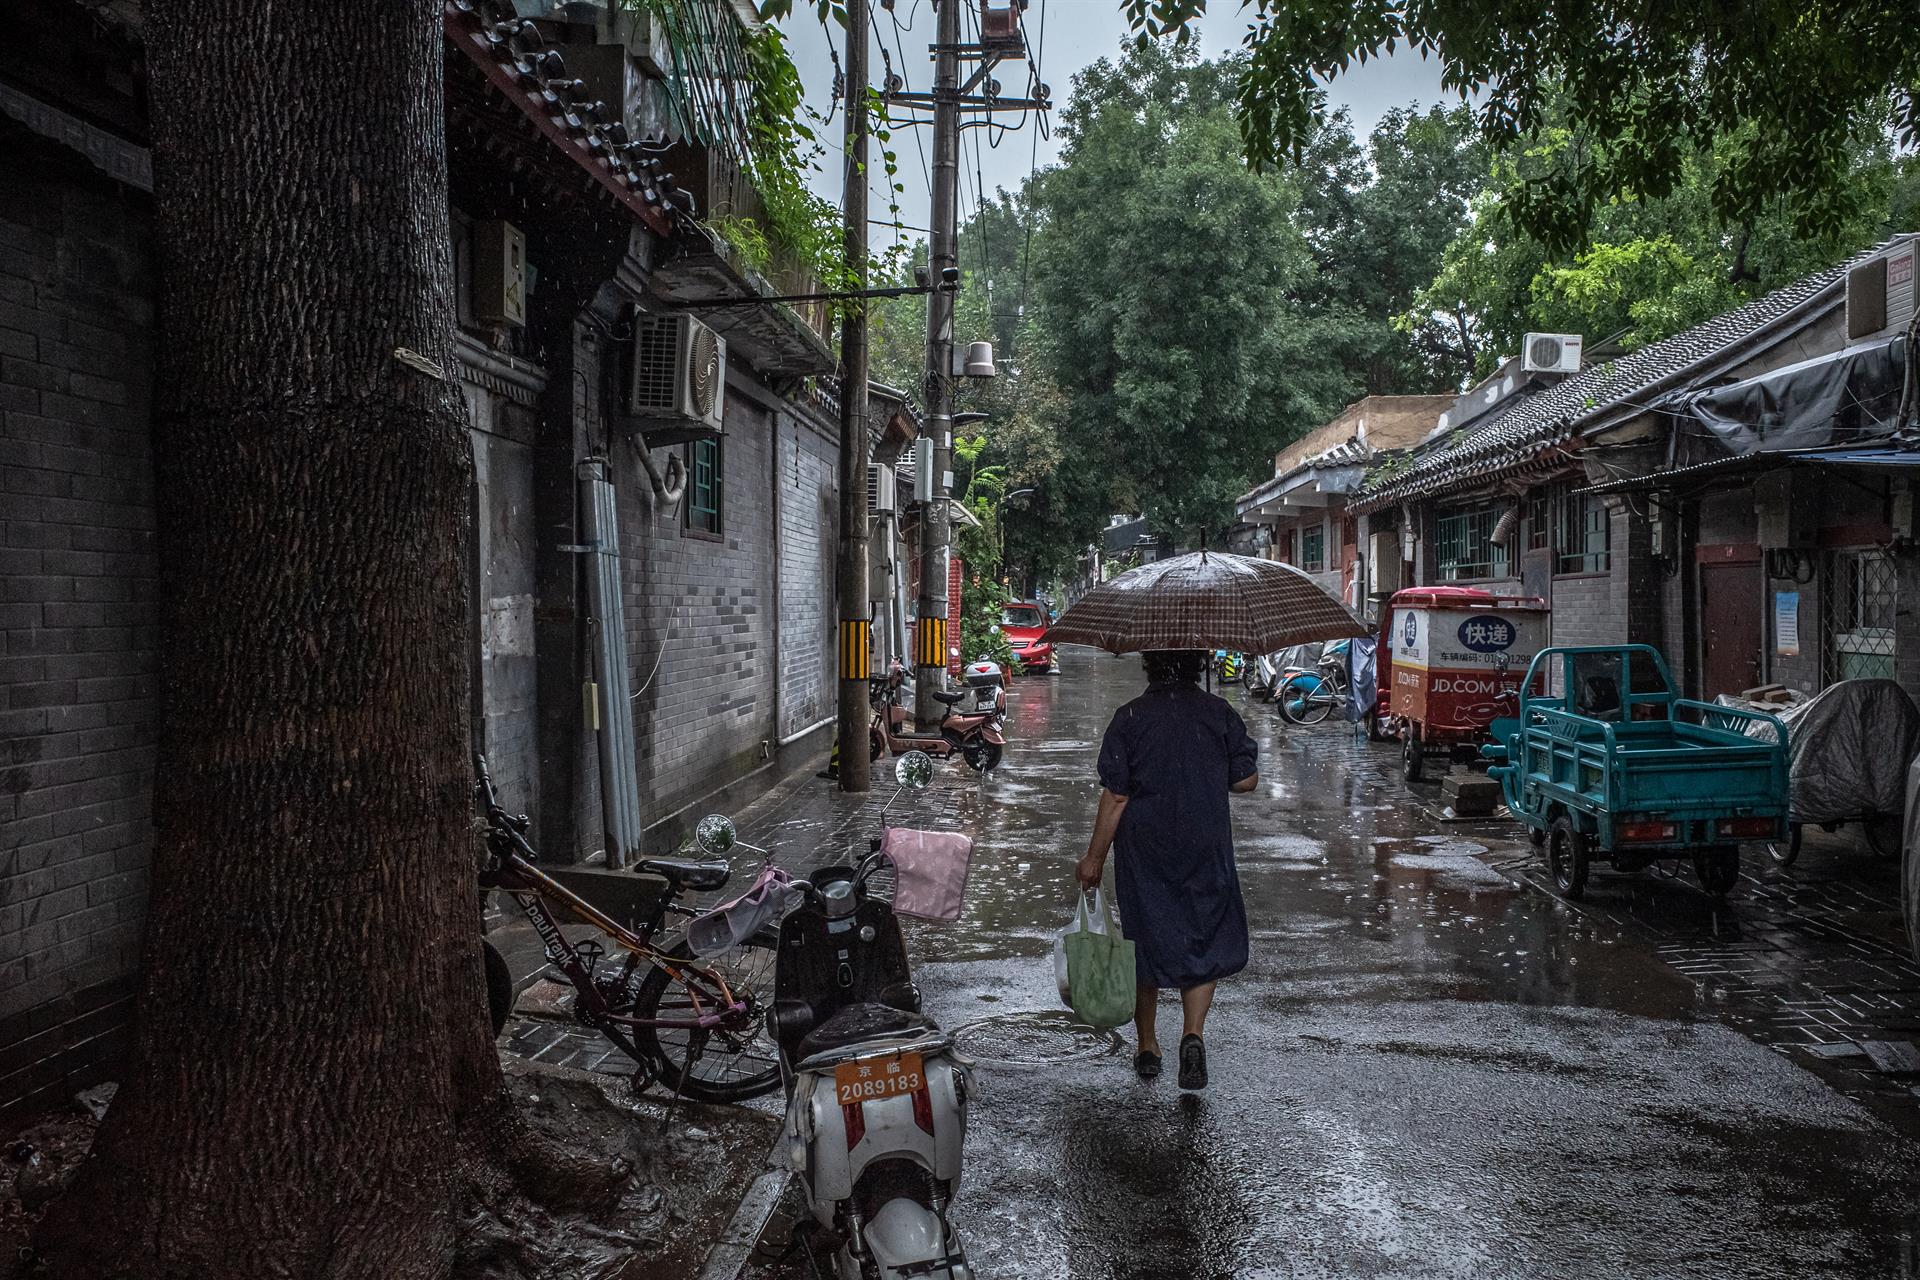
(577, 455), (644, 867)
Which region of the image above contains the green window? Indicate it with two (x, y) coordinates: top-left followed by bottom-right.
(686, 437), (722, 535)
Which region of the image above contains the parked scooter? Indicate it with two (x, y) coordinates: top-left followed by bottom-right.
(695, 752), (974, 1279)
(870, 657), (1006, 772)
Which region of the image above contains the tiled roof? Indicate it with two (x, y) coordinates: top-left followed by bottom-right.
(444, 0), (688, 238)
(1352, 239), (1910, 512)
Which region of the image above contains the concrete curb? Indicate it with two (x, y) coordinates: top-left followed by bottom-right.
(695, 1156), (793, 1280)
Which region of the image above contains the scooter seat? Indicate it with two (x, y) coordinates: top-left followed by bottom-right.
(930, 689), (968, 705)
(636, 857), (732, 892)
(796, 1001), (934, 1062)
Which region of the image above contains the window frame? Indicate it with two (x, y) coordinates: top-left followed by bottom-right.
(1552, 484), (1611, 576)
(684, 435), (723, 538)
(1433, 501), (1509, 582)
(1301, 523), (1326, 574)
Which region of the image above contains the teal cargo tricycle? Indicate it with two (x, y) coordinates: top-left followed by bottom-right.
(1484, 645), (1789, 899)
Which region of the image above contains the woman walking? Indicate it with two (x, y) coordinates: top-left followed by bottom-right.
(1076, 649), (1259, 1089)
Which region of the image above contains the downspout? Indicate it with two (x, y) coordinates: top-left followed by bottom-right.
(578, 455), (644, 867)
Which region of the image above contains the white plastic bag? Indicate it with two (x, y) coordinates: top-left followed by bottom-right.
(1053, 889), (1111, 1007)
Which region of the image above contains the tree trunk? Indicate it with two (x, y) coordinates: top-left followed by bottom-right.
(35, 2), (500, 1275)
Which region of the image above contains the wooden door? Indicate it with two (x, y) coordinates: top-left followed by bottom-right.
(1700, 560), (1763, 698)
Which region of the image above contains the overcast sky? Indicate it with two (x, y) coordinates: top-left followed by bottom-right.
(780, 0), (1458, 254)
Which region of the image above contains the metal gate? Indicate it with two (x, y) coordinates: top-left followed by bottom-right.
(1822, 548), (1897, 685)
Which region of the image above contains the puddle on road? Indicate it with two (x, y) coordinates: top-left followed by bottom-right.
(952, 1010), (1123, 1066)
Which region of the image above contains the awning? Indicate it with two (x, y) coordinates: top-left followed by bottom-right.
(1585, 443), (1920, 494)
(1658, 336), (1907, 455)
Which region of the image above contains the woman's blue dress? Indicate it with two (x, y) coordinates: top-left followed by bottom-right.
(1097, 680), (1258, 989)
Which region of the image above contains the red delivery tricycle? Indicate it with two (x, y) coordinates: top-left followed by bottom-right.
(1377, 587), (1549, 783)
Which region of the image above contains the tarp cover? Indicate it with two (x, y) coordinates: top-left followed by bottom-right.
(1773, 679), (1920, 824)
(1661, 337), (1906, 456)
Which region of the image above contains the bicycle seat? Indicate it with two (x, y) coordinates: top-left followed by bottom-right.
(796, 1001), (935, 1062)
(637, 858), (732, 892)
(931, 689), (967, 705)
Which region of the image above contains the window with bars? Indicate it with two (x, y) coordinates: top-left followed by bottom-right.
(685, 436), (722, 535)
(1302, 524), (1325, 573)
(1823, 548), (1896, 683)
(1526, 487), (1550, 551)
(1434, 502), (1508, 581)
(1554, 488), (1611, 574)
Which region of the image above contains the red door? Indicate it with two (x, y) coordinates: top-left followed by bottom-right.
(1699, 557), (1762, 698)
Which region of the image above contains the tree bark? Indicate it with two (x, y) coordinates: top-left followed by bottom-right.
(34, 2), (501, 1275)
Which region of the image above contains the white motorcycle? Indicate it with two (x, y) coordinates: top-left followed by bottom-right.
(697, 752), (974, 1278)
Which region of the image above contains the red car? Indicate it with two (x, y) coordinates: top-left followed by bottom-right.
(999, 601), (1053, 671)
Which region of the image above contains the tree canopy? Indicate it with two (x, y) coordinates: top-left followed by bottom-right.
(1125, 0), (1920, 252)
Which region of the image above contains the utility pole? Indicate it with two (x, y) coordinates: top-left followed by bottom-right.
(913, 0), (963, 729)
(835, 0), (872, 792)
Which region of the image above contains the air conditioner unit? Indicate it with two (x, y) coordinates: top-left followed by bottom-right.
(867, 463), (897, 514)
(628, 314), (727, 433)
(1522, 332), (1583, 374)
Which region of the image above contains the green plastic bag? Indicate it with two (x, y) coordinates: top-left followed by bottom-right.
(1062, 890), (1136, 1030)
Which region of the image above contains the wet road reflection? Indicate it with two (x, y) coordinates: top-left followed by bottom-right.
(906, 648), (1920, 1279)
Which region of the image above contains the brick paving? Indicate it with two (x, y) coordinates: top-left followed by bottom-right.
(1495, 821), (1920, 1111)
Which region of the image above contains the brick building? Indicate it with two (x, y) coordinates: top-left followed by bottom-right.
(0, 0), (856, 1117)
(1351, 235), (1919, 704)
(1235, 395), (1453, 615)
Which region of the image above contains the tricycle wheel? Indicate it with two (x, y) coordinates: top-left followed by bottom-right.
(1864, 815), (1902, 859)
(1402, 724), (1425, 784)
(1766, 823), (1803, 868)
(1546, 815), (1589, 900)
(1528, 826), (1547, 849)
(1694, 846), (1741, 897)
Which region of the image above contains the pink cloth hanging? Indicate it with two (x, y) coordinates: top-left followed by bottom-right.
(882, 826), (975, 922)
(686, 866), (796, 957)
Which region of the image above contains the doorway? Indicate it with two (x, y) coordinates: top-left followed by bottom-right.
(1699, 558), (1762, 698)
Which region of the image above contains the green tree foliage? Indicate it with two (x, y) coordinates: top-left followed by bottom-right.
(1123, 0), (1920, 252)
(1025, 42), (1337, 544)
(1405, 129), (1920, 379)
(1291, 104), (1486, 393)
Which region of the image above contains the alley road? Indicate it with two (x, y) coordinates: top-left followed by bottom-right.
(864, 648), (1920, 1279)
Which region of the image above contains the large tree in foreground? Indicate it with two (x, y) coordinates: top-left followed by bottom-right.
(1127, 0), (1920, 252)
(35, 1), (498, 1274)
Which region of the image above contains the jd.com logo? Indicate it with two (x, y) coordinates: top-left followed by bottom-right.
(1402, 612), (1418, 648)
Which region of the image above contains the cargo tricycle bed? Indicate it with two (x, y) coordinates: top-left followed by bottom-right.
(1483, 645), (1789, 900)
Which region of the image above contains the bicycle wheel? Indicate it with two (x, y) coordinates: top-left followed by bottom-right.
(632, 934), (782, 1103)
(1294, 680), (1336, 725)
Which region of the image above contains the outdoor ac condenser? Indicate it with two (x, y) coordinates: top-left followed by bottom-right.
(1522, 332), (1583, 374)
(628, 314), (727, 433)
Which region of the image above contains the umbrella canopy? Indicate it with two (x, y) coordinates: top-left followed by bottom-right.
(1043, 550), (1370, 655)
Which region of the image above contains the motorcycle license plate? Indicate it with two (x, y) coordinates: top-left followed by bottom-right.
(833, 1050), (926, 1105)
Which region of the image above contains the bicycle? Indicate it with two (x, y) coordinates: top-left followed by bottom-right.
(1277, 656), (1351, 725)
(474, 754), (781, 1104)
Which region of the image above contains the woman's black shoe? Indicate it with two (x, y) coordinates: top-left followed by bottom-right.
(1134, 1050), (1162, 1080)
(1178, 1034), (1207, 1089)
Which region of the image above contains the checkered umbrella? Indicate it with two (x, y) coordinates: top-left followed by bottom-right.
(1042, 550), (1370, 654)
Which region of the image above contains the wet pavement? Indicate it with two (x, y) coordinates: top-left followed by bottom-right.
(732, 647), (1920, 1279)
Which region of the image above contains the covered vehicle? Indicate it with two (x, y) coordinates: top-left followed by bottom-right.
(998, 600), (1054, 671)
(1758, 679), (1920, 865)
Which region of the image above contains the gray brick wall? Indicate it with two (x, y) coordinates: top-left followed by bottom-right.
(621, 377), (781, 837)
(777, 412), (837, 741)
(0, 153), (156, 1118)
(462, 364), (542, 824)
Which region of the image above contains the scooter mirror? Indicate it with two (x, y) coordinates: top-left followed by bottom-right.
(693, 813), (737, 856)
(895, 751), (935, 790)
